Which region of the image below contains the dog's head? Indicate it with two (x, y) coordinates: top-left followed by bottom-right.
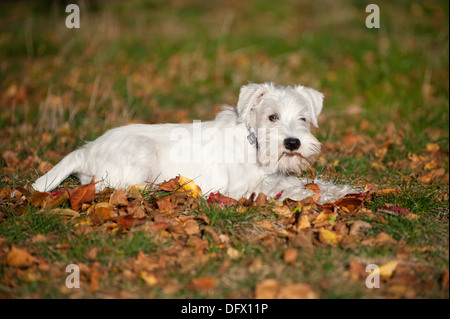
(236, 82), (323, 175)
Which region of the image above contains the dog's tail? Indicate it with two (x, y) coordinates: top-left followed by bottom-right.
(32, 148), (84, 192)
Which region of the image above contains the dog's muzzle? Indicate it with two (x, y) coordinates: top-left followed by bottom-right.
(284, 138), (301, 151)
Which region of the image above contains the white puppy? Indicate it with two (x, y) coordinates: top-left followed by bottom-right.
(33, 83), (354, 203)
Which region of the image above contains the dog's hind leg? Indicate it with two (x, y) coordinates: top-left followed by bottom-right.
(32, 148), (84, 192)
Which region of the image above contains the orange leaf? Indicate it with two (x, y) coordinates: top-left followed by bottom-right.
(6, 245), (40, 268)
(42, 190), (69, 209)
(31, 191), (51, 207)
(88, 202), (116, 224)
(70, 176), (97, 210)
(191, 277), (216, 291)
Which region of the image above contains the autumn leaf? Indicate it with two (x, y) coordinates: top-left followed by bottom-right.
(42, 190), (69, 209)
(70, 176), (97, 210)
(277, 283), (318, 299)
(31, 191), (51, 207)
(109, 188), (129, 206)
(191, 277), (216, 291)
(6, 245), (40, 268)
(283, 248), (298, 264)
(318, 229), (343, 246)
(88, 202), (116, 224)
(178, 176), (202, 198)
(255, 279), (280, 299)
(207, 192), (236, 207)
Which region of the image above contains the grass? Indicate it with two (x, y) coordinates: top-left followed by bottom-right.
(0, 0), (448, 299)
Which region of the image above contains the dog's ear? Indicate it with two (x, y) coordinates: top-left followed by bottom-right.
(295, 86), (324, 128)
(236, 83), (268, 122)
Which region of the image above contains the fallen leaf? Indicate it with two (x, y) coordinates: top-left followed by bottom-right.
(6, 246), (39, 268)
(272, 202), (292, 218)
(0, 187), (11, 201)
(313, 212), (337, 225)
(255, 279), (280, 299)
(158, 177), (180, 192)
(374, 232), (397, 246)
(283, 248), (298, 264)
(207, 192), (236, 207)
(277, 283), (318, 299)
(296, 214), (311, 230)
(426, 143), (440, 153)
(42, 190), (69, 209)
(182, 219), (200, 236)
(70, 177), (97, 210)
(191, 277), (216, 291)
(31, 191), (51, 207)
(88, 202), (116, 224)
(178, 176), (202, 198)
(109, 189), (129, 206)
(226, 247), (241, 260)
(140, 271), (158, 286)
(318, 229), (343, 246)
(349, 220), (372, 236)
(369, 260), (399, 278)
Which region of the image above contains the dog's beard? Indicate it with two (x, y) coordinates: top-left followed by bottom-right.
(257, 131), (321, 175)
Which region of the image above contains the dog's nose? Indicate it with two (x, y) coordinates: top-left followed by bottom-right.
(284, 138), (301, 151)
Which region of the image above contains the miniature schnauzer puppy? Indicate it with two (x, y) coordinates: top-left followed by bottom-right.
(33, 82), (354, 203)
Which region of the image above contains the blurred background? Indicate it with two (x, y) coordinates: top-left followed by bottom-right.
(0, 0), (448, 184)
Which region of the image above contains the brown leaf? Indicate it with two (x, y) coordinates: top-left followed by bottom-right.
(42, 190), (69, 209)
(31, 191), (51, 207)
(70, 176), (97, 210)
(277, 283), (318, 299)
(115, 214), (146, 228)
(182, 219), (200, 236)
(255, 279), (280, 299)
(158, 177), (180, 192)
(254, 193), (268, 206)
(156, 196), (173, 213)
(88, 202), (116, 224)
(191, 277), (216, 291)
(0, 187), (12, 201)
(109, 189), (129, 206)
(374, 232), (397, 246)
(6, 245), (40, 268)
(349, 220), (372, 236)
(89, 262), (101, 292)
(283, 248), (298, 264)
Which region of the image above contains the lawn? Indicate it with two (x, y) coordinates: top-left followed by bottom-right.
(0, 0), (448, 299)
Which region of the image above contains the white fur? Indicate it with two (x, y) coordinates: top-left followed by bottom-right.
(33, 83), (355, 204)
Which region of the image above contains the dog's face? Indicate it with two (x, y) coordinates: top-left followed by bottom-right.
(237, 83), (322, 175)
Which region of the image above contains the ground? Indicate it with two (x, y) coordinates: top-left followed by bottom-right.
(0, 0), (448, 299)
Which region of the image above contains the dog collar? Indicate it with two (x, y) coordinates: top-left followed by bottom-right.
(246, 125), (259, 149)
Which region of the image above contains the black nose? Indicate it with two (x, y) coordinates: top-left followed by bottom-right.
(284, 138), (301, 151)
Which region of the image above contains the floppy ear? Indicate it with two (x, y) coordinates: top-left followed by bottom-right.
(236, 83), (268, 123)
(295, 85), (324, 128)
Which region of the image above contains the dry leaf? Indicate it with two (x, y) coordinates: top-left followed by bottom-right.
(255, 279), (280, 299)
(31, 191), (51, 207)
(369, 260), (399, 278)
(349, 220), (372, 236)
(272, 202), (292, 218)
(191, 277), (216, 291)
(43, 190), (69, 209)
(297, 214), (311, 230)
(182, 219), (200, 236)
(318, 229), (343, 246)
(6, 245), (39, 268)
(140, 271), (158, 286)
(109, 189), (129, 206)
(283, 248), (298, 264)
(88, 202), (116, 224)
(374, 232), (397, 246)
(277, 283), (318, 299)
(178, 176), (202, 198)
(70, 177), (97, 210)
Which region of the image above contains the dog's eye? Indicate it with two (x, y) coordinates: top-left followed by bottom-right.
(300, 117), (307, 122)
(268, 114), (279, 122)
